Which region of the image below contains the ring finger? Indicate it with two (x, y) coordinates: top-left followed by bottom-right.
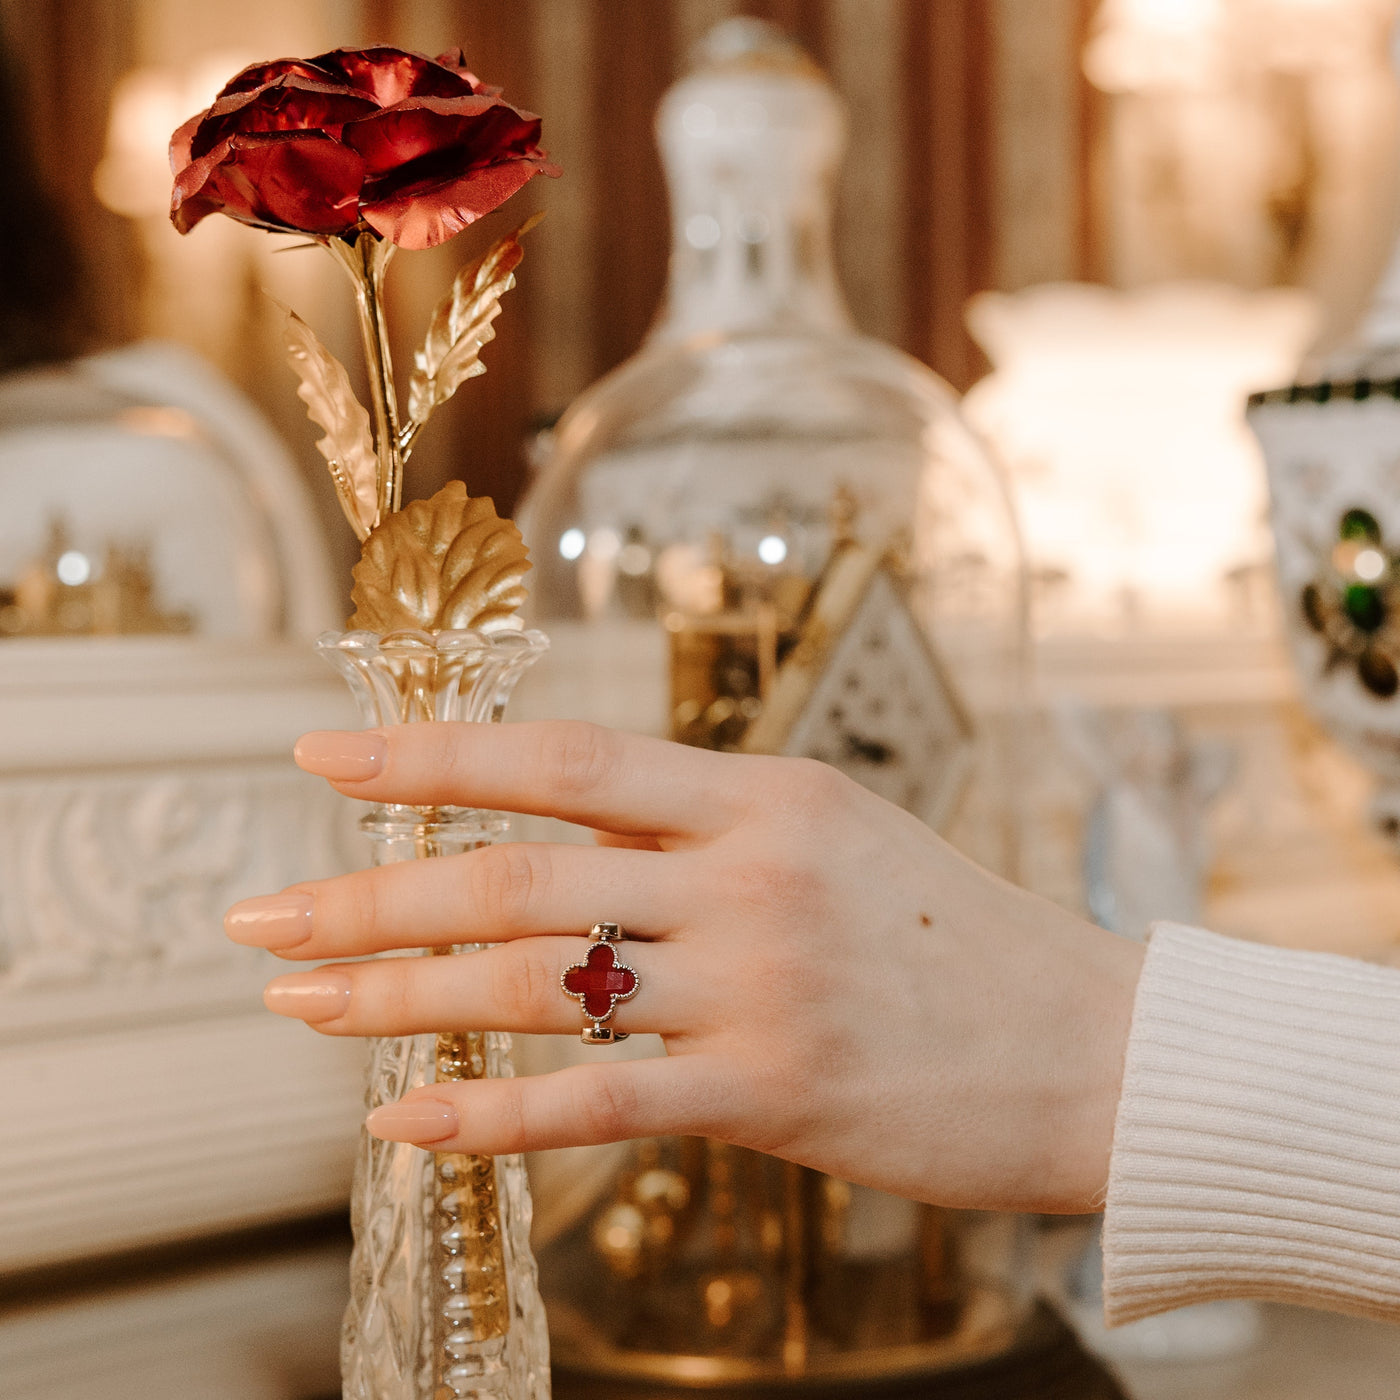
(261, 935), (691, 1039)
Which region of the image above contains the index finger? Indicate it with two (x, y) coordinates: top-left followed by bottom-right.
(294, 720), (752, 841)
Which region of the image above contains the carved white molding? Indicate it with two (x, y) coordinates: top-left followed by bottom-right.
(0, 638), (367, 1273)
(0, 766), (352, 994)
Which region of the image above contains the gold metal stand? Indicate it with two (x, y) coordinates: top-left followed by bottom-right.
(539, 1143), (1038, 1396)
(548, 1298), (1126, 1400)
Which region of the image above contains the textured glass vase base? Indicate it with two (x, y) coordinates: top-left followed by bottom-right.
(343, 1031), (438, 1398)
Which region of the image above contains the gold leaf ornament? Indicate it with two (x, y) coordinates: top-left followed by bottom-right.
(349, 480), (532, 632)
(283, 307), (380, 540)
(403, 212), (542, 451)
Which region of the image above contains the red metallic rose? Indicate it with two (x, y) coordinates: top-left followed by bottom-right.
(169, 45), (559, 249)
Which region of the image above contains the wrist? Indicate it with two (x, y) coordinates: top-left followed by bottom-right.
(1020, 892), (1146, 1212)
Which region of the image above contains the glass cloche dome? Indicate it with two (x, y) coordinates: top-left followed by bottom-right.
(0, 342), (338, 640)
(520, 21), (1034, 1389)
(523, 19), (1025, 877)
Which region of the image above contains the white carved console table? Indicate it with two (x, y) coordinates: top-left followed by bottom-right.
(0, 638), (366, 1400)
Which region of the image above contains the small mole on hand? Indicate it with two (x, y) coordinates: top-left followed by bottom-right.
(919, 913), (932, 928)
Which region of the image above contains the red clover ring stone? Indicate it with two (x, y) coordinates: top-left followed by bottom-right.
(562, 922), (639, 1045)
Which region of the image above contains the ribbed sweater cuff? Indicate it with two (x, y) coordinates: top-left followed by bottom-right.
(1103, 922), (1400, 1326)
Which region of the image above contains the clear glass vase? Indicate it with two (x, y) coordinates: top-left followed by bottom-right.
(316, 627), (552, 1400)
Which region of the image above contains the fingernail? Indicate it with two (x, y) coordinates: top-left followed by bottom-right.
(294, 730), (386, 781)
(366, 1098), (458, 1145)
(225, 892), (314, 950)
(263, 970), (351, 1022)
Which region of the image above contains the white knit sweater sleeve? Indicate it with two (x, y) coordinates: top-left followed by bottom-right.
(1102, 921), (1400, 1326)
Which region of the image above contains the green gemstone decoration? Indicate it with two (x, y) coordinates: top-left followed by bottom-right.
(1344, 583), (1386, 632)
(1340, 508), (1382, 543)
(1299, 509), (1400, 700)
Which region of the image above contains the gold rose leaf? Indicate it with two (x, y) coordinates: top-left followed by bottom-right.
(283, 307), (379, 541)
(402, 212), (543, 453)
(349, 480), (531, 632)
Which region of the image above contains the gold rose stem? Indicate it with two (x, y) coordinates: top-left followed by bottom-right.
(346, 231), (405, 520)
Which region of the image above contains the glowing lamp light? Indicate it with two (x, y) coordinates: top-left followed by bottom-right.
(558, 527), (586, 561)
(685, 214), (723, 249)
(1085, 0), (1228, 92)
(1355, 548), (1387, 583)
(94, 52), (255, 218)
(964, 282), (1318, 632)
(757, 534), (788, 565)
(1085, 0), (1381, 94)
(56, 551), (92, 587)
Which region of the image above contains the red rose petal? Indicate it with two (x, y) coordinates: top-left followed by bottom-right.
(189, 80), (379, 159)
(169, 111), (204, 175)
(313, 46), (478, 104)
(362, 157), (556, 249)
(172, 131), (364, 236)
(218, 56), (335, 99)
(346, 96), (556, 249)
(433, 49), (492, 92)
(342, 96), (520, 178)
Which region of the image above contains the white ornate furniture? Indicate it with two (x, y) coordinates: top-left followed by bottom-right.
(0, 347), (365, 1399)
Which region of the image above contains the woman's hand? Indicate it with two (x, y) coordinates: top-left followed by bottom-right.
(225, 721), (1143, 1214)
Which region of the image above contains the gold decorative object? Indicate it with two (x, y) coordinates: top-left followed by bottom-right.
(740, 541), (975, 831)
(0, 517), (192, 638)
(434, 1026), (512, 1344)
(284, 305), (381, 542)
(406, 212), (542, 447)
(350, 482), (532, 633)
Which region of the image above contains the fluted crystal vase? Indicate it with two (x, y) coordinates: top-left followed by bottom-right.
(317, 627), (552, 1400)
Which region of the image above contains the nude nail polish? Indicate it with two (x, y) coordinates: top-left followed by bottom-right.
(293, 730), (386, 781)
(366, 1099), (459, 1145)
(263, 970), (351, 1022)
(225, 892), (314, 950)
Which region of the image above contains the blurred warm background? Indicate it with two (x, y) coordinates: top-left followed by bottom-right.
(7, 0), (1400, 587)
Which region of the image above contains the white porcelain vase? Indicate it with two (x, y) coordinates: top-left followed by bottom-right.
(1250, 380), (1400, 839)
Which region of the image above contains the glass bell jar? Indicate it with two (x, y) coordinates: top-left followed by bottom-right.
(521, 17), (1032, 1393)
(0, 342), (338, 641)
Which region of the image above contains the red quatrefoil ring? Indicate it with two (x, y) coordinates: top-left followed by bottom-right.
(562, 922), (640, 1045)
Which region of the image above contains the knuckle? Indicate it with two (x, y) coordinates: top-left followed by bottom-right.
(573, 1070), (639, 1144)
(784, 756), (854, 814)
(545, 722), (619, 801)
(370, 958), (415, 1028)
(490, 944), (554, 1022)
(492, 1078), (531, 1155)
(468, 843), (546, 929)
(726, 849), (828, 926)
(348, 871), (386, 939)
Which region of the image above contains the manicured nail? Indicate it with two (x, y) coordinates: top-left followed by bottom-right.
(225, 892), (314, 950)
(294, 730), (386, 781)
(263, 970), (351, 1022)
(366, 1098), (459, 1145)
